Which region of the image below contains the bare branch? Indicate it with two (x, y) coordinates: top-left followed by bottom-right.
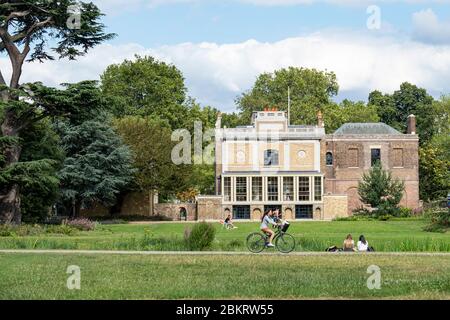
(4, 11), (30, 25)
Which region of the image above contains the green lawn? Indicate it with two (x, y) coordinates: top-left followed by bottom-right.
(0, 220), (448, 252)
(0, 253), (449, 299)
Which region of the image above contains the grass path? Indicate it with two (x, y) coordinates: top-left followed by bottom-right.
(1, 249), (450, 256)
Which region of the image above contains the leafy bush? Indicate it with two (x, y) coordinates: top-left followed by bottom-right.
(424, 209), (449, 233)
(185, 222), (216, 251)
(63, 218), (96, 231)
(0, 224), (45, 237)
(46, 224), (78, 236)
(395, 207), (413, 218)
(0, 224), (78, 237)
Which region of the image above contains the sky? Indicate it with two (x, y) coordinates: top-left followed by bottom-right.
(2, 0), (450, 112)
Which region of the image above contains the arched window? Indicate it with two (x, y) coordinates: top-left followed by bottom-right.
(326, 152), (333, 166)
(264, 149), (279, 166)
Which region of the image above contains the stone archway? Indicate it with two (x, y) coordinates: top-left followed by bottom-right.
(251, 208), (262, 221)
(347, 187), (362, 215)
(284, 208), (293, 220)
(314, 207), (322, 220)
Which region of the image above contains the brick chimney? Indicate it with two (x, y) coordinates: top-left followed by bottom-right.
(407, 114), (416, 134)
(317, 110), (324, 128)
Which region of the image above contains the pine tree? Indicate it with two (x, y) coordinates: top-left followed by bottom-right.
(56, 120), (134, 217)
(358, 163), (405, 215)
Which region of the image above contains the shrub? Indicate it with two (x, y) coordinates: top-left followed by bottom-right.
(46, 224), (78, 236)
(0, 225), (13, 237)
(0, 224), (45, 237)
(63, 218), (96, 231)
(352, 207), (372, 216)
(424, 209), (449, 233)
(185, 222), (216, 251)
(395, 207), (413, 218)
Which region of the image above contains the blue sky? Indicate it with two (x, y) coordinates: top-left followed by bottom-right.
(101, 1), (450, 47)
(3, 0), (450, 112)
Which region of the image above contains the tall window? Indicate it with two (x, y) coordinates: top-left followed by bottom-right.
(371, 148), (381, 167)
(348, 148), (359, 167)
(298, 177), (310, 201)
(283, 177), (294, 201)
(235, 177), (247, 202)
(252, 177), (263, 201)
(314, 177), (322, 201)
(267, 177), (279, 201)
(326, 152), (333, 166)
(224, 177), (231, 201)
(264, 150), (279, 166)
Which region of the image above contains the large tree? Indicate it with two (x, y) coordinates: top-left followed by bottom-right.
(113, 116), (190, 214)
(323, 100), (380, 133)
(418, 95), (450, 201)
(368, 82), (436, 144)
(101, 55), (189, 130)
(0, 0), (114, 223)
(19, 119), (64, 222)
(236, 67), (339, 125)
(56, 119), (134, 217)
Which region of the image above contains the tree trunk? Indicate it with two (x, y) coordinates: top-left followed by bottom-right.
(0, 184), (21, 224)
(149, 190), (155, 216)
(0, 26), (31, 225)
(0, 112), (22, 224)
(109, 192), (127, 216)
(74, 200), (81, 218)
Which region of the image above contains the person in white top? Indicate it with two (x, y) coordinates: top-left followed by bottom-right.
(357, 235), (369, 252)
(260, 210), (280, 248)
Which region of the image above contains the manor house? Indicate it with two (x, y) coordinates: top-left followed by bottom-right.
(196, 109), (420, 221)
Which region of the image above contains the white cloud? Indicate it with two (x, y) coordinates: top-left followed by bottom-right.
(412, 9), (450, 44)
(2, 31), (450, 112)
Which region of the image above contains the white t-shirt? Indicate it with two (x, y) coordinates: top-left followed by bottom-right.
(357, 241), (369, 251)
(260, 215), (276, 229)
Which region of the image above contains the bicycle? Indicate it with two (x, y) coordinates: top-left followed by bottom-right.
(246, 222), (296, 253)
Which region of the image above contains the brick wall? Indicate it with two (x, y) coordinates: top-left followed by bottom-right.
(323, 195), (348, 220)
(324, 135), (420, 214)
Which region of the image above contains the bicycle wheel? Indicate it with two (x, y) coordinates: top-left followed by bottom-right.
(275, 233), (296, 253)
(246, 233), (266, 253)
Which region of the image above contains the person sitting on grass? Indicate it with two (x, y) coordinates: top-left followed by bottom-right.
(260, 210), (280, 248)
(224, 214), (237, 229)
(343, 234), (356, 252)
(357, 235), (369, 252)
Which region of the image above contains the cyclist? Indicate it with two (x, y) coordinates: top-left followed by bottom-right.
(260, 210), (280, 248)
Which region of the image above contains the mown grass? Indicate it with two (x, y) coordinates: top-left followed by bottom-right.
(0, 220), (448, 252)
(0, 253), (448, 299)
